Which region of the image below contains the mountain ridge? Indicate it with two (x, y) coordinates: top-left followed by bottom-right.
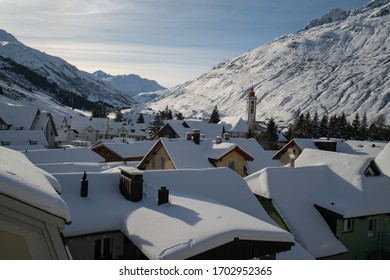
(145, 0), (390, 124)
(92, 70), (166, 99)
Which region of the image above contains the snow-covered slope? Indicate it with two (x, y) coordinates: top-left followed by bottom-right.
(146, 0), (390, 123)
(0, 29), (133, 110)
(93, 70), (166, 98)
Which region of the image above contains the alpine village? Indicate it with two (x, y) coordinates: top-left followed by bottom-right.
(1, 0), (390, 260)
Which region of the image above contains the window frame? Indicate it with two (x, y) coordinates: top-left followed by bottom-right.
(228, 160), (236, 171)
(367, 217), (378, 239)
(342, 218), (353, 233)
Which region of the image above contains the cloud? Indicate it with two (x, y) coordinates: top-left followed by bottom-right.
(0, 0), (369, 87)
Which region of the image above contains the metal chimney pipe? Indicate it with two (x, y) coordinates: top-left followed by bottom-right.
(80, 171), (88, 197)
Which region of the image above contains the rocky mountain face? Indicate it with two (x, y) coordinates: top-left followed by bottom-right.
(0, 29), (133, 111)
(145, 0), (390, 124)
(93, 70), (166, 99)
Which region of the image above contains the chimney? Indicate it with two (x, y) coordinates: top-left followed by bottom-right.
(223, 132), (230, 140)
(216, 136), (222, 144)
(119, 167), (144, 202)
(158, 186), (169, 205)
(80, 171), (88, 197)
(290, 157), (295, 168)
(186, 132), (192, 140)
(192, 129), (201, 144)
(288, 148), (296, 168)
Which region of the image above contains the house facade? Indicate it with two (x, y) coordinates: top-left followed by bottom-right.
(0, 192), (69, 260)
(0, 105), (58, 148)
(246, 148), (390, 259)
(315, 207), (390, 260)
(137, 136), (254, 177)
(90, 140), (156, 163)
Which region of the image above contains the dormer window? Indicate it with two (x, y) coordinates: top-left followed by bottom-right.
(343, 218), (353, 233)
(364, 160), (381, 176)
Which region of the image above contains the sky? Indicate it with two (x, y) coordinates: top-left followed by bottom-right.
(0, 0), (369, 88)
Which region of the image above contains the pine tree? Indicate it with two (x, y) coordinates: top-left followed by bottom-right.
(351, 113), (361, 139)
(209, 105), (220, 124)
(359, 112), (369, 140)
(370, 114), (388, 140)
(319, 115), (329, 138)
(258, 117), (279, 150)
(302, 112), (312, 138)
(293, 114), (305, 138)
(160, 106), (173, 120)
(312, 111), (320, 138)
(147, 113), (163, 139)
(137, 113), (145, 123)
(175, 112), (184, 120)
(91, 101), (108, 118)
(114, 109), (123, 122)
(328, 115), (338, 138)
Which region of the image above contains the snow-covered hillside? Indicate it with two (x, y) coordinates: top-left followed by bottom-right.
(93, 70), (166, 99)
(146, 0), (390, 124)
(0, 29), (133, 109)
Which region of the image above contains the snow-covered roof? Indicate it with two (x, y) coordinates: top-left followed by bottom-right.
(109, 121), (148, 137)
(68, 115), (109, 133)
(219, 117), (249, 133)
(226, 138), (278, 173)
(31, 110), (56, 133)
(246, 148), (390, 258)
(5, 144), (47, 152)
(0, 104), (39, 130)
(376, 142), (390, 176)
(92, 140), (156, 158)
(23, 147), (104, 164)
(158, 138), (216, 169)
(0, 147), (70, 223)
(246, 166), (347, 258)
(140, 138), (256, 170)
(0, 130), (48, 146)
(162, 120), (225, 139)
(337, 139), (386, 157)
(273, 138), (386, 160)
(36, 161), (128, 174)
(56, 168), (293, 259)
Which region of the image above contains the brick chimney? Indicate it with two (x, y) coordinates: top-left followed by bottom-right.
(192, 129), (201, 144)
(158, 186), (169, 205)
(119, 167), (144, 202)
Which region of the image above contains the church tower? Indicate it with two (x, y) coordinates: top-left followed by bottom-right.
(246, 87), (257, 134)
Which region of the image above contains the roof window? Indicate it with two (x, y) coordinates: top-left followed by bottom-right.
(364, 160), (381, 176)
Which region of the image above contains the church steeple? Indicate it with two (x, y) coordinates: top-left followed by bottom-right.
(246, 87), (257, 134)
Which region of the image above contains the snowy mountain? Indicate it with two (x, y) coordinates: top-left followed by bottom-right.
(0, 29), (134, 111)
(92, 70), (166, 98)
(146, 0), (390, 124)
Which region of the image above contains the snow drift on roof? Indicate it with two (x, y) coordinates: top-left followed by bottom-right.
(0, 146), (70, 222)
